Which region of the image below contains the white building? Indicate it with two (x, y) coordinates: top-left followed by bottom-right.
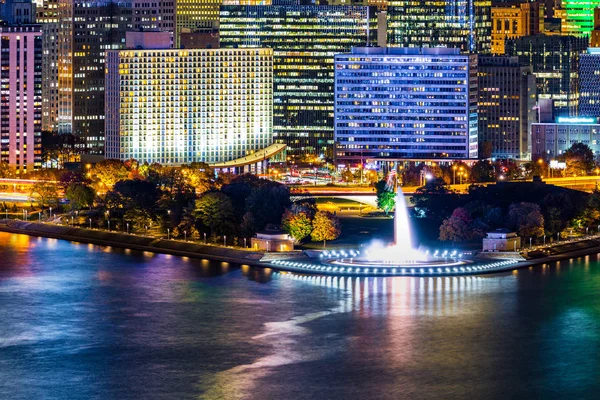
(105, 48), (273, 165)
(334, 47), (478, 166)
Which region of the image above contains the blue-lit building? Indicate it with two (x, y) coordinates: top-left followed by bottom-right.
(334, 47), (478, 166)
(579, 48), (600, 117)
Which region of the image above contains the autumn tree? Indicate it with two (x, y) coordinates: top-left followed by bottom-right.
(180, 162), (214, 195)
(375, 179), (395, 216)
(310, 211), (341, 248)
(195, 192), (236, 236)
(439, 207), (473, 242)
(65, 183), (95, 210)
(508, 202), (545, 238)
(91, 159), (129, 192)
(281, 209), (313, 243)
(30, 181), (59, 207)
(562, 143), (595, 177)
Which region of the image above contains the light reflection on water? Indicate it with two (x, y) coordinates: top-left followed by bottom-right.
(1, 232), (600, 399)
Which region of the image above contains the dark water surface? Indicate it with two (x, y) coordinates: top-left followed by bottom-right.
(1, 232), (600, 399)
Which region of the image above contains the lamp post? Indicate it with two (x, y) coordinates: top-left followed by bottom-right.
(71, 216), (73, 226)
(89, 218), (92, 229)
(543, 235), (546, 246)
(126, 223), (129, 234)
(184, 231), (187, 241)
(244, 238), (247, 248)
(586, 227), (589, 236)
(204, 232), (207, 244)
(49, 207), (52, 219)
(530, 237), (532, 248)
(223, 235), (227, 246)
(557, 232), (560, 242)
(167, 228), (170, 240)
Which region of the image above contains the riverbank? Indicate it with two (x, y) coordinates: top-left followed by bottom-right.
(0, 220), (266, 266)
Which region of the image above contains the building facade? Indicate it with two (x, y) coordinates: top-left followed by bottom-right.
(478, 56), (537, 160)
(105, 48), (273, 165)
(386, 0), (492, 54)
(505, 34), (588, 118)
(531, 117), (600, 159)
(579, 47), (600, 117)
(334, 47), (478, 165)
(0, 25), (42, 172)
(563, 0), (600, 36)
(219, 5), (375, 157)
(36, 0), (59, 132)
(491, 2), (543, 55)
(57, 0), (133, 154)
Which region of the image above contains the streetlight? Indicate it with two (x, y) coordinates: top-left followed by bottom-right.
(49, 207), (52, 219)
(204, 232), (207, 244)
(184, 230), (187, 241)
(529, 237), (532, 248)
(452, 165), (457, 185)
(167, 228), (170, 240)
(543, 235), (546, 246)
(89, 218), (92, 229)
(223, 235), (227, 246)
(586, 227), (589, 236)
(126, 223), (129, 234)
(71, 216), (74, 226)
(244, 238), (247, 248)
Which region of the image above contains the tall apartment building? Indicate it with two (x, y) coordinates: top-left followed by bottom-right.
(477, 56), (537, 160)
(219, 5), (375, 157)
(506, 34), (588, 118)
(334, 47), (478, 165)
(133, 0), (174, 33)
(386, 0), (492, 54)
(579, 47), (600, 117)
(105, 48), (273, 165)
(57, 0), (133, 154)
(0, 25), (43, 172)
(491, 2), (543, 55)
(175, 0), (225, 47)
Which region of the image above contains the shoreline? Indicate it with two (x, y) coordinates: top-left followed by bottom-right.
(1, 219), (600, 276)
(0, 220), (266, 267)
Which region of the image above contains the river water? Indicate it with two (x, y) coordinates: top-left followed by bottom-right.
(1, 232), (600, 399)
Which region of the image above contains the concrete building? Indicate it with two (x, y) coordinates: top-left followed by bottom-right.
(0, 0), (36, 24)
(105, 48), (273, 166)
(386, 0), (492, 54)
(477, 56), (537, 160)
(36, 0), (59, 132)
(334, 47), (478, 165)
(491, 2), (543, 55)
(0, 24), (43, 172)
(579, 47), (600, 117)
(482, 229), (521, 252)
(531, 117), (600, 159)
(251, 229), (294, 252)
(219, 5), (376, 157)
(505, 34), (588, 118)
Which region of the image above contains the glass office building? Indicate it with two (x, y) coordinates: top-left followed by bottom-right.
(334, 47), (478, 165)
(579, 47), (600, 117)
(563, 0), (600, 36)
(387, 0), (492, 54)
(105, 48), (273, 165)
(219, 5), (376, 157)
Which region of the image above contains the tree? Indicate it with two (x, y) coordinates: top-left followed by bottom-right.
(195, 192), (236, 236)
(30, 181), (59, 207)
(281, 209), (313, 243)
(470, 160), (495, 182)
(439, 208), (473, 242)
(562, 143), (594, 176)
(180, 162), (214, 195)
(65, 183), (95, 210)
(310, 211), (341, 248)
(508, 202), (544, 238)
(245, 182), (290, 232)
(375, 179), (395, 215)
(91, 159), (129, 192)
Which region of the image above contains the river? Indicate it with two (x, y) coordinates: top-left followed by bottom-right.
(1, 232), (600, 399)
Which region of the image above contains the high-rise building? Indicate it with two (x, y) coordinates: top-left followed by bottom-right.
(35, 0), (59, 132)
(0, 25), (43, 172)
(491, 2), (543, 55)
(579, 47), (600, 117)
(0, 0), (36, 24)
(590, 7), (600, 47)
(105, 48), (273, 165)
(506, 34), (588, 117)
(477, 56), (537, 160)
(57, 0), (133, 154)
(563, 0), (600, 36)
(386, 0), (492, 54)
(133, 0), (174, 33)
(219, 5), (375, 157)
(334, 47), (478, 165)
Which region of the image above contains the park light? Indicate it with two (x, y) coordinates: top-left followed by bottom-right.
(425, 173), (433, 180)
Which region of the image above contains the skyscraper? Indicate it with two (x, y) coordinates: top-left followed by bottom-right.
(477, 56), (537, 160)
(219, 5), (375, 157)
(105, 48), (273, 165)
(506, 34), (588, 117)
(386, 0), (492, 54)
(334, 47), (478, 165)
(491, 2), (543, 55)
(563, 0), (600, 36)
(36, 0), (60, 132)
(579, 47), (600, 117)
(57, 0), (133, 154)
(0, 24), (43, 172)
